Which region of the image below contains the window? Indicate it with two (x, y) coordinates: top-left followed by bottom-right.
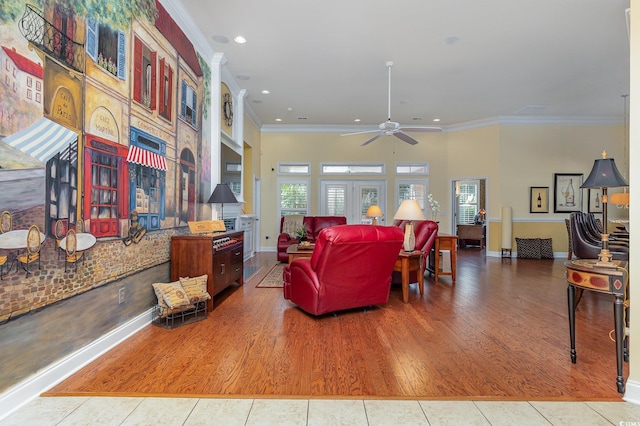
(396, 179), (429, 210)
(159, 58), (173, 121)
(36, 93), (41, 103)
(27, 89), (32, 100)
(279, 179), (309, 217)
(457, 181), (479, 224)
(36, 81), (41, 91)
(27, 76), (32, 87)
(278, 163), (310, 174)
(396, 163), (429, 175)
(132, 36), (156, 108)
(85, 18), (126, 79)
(180, 80), (196, 127)
(321, 163), (384, 174)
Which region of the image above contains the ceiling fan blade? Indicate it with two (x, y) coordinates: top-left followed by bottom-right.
(399, 126), (442, 133)
(341, 129), (380, 136)
(361, 133), (383, 146)
(394, 131), (419, 145)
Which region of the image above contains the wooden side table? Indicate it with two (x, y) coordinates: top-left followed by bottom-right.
(564, 259), (629, 393)
(429, 234), (458, 282)
(393, 250), (424, 303)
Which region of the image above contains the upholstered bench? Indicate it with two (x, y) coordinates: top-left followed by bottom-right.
(515, 237), (554, 259)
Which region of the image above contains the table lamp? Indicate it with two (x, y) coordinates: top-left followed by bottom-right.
(207, 183), (238, 220)
(366, 205), (383, 225)
(580, 151), (628, 267)
(393, 199), (426, 251)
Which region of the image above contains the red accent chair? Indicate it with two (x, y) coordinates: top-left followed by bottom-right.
(391, 220), (438, 284)
(283, 224), (404, 315)
(277, 216), (347, 262)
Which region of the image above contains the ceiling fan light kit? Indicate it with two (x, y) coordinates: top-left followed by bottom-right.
(342, 61), (441, 146)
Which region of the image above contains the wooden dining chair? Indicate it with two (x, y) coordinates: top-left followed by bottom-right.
(18, 225), (41, 276)
(1, 210), (12, 233)
(55, 220), (66, 260)
(65, 229), (84, 273)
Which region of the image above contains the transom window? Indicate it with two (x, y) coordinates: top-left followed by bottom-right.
(321, 163), (385, 174)
(278, 163), (310, 174)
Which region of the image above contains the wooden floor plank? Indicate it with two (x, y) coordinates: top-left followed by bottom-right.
(45, 250), (627, 400)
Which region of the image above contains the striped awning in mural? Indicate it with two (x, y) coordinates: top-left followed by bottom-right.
(126, 145), (167, 171)
(2, 117), (77, 163)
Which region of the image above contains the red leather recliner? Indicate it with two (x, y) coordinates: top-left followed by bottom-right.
(392, 220), (438, 284)
(283, 224), (404, 315)
(277, 216), (347, 262)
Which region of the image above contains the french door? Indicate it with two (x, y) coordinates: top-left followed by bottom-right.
(320, 180), (386, 224)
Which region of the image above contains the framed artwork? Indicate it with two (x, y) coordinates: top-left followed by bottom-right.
(587, 188), (603, 213)
(529, 187), (549, 213)
(553, 173), (583, 213)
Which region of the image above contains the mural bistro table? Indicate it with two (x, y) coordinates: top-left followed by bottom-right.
(564, 259), (629, 393)
(59, 232), (97, 253)
(0, 229), (47, 272)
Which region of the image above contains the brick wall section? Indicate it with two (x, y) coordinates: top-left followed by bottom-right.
(0, 217), (190, 323)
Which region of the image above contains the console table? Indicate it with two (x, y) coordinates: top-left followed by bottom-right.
(171, 231), (244, 311)
(564, 259), (629, 393)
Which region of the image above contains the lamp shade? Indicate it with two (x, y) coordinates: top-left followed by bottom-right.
(393, 200), (426, 221)
(207, 183), (238, 204)
(609, 192), (630, 206)
(580, 151), (628, 189)
(366, 205), (383, 218)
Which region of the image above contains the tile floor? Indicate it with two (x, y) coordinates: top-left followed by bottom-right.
(2, 397), (640, 425)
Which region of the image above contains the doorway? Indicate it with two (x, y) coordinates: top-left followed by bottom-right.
(320, 180), (387, 224)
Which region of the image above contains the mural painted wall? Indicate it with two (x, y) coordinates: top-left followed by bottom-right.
(0, 0), (211, 321)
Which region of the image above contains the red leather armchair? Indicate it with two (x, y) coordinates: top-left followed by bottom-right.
(392, 220), (438, 284)
(277, 216), (347, 262)
(283, 224), (404, 315)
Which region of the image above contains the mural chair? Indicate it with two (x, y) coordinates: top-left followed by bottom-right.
(64, 229), (84, 273)
(0, 251), (6, 280)
(76, 219), (84, 233)
(17, 225), (42, 277)
(55, 220), (66, 260)
(1, 210), (12, 233)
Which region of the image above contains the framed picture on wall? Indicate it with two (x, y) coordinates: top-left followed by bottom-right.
(529, 187), (549, 213)
(553, 173), (583, 213)
(587, 188), (603, 213)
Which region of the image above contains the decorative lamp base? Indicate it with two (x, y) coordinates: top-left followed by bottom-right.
(403, 222), (416, 252)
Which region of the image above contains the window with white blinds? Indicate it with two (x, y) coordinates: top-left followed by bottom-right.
(279, 179), (309, 216)
(396, 179), (428, 210)
(324, 184), (346, 216)
(458, 182), (478, 224)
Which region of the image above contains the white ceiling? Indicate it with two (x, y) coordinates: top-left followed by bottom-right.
(178, 0), (630, 129)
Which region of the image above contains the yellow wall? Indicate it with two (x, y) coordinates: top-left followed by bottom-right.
(259, 123), (625, 253)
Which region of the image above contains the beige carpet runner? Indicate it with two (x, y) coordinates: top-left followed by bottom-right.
(256, 263), (284, 288)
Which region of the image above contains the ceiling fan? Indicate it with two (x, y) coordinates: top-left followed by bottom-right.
(342, 61), (441, 146)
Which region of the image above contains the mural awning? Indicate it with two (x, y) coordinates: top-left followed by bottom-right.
(126, 145), (167, 171)
(3, 117), (77, 163)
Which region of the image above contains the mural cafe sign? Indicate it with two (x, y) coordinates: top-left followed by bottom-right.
(89, 107), (119, 142)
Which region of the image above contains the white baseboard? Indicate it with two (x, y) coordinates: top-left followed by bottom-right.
(624, 379), (640, 405)
(0, 309), (153, 421)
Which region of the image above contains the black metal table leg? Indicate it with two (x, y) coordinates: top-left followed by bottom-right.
(614, 295), (625, 394)
(567, 284), (577, 364)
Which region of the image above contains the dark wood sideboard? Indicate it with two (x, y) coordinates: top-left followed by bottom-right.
(170, 231), (244, 311)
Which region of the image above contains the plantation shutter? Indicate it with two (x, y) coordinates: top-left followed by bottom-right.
(150, 51), (157, 110)
(181, 80), (187, 119)
(324, 184), (346, 216)
(85, 18), (98, 61)
(133, 37), (142, 103)
(117, 30), (126, 80)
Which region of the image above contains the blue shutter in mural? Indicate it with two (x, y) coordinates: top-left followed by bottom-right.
(192, 90), (197, 127)
(86, 17), (98, 62)
(117, 30), (126, 80)
(181, 80), (187, 119)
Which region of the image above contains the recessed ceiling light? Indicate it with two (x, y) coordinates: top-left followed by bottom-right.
(236, 74), (250, 81)
(234, 36), (247, 44)
(212, 35), (229, 43)
(443, 36), (460, 45)
(252, 99), (263, 104)
(275, 118), (282, 122)
(287, 107), (293, 111)
(433, 118), (441, 122)
(297, 117), (307, 120)
(399, 100), (409, 104)
(412, 117), (423, 121)
(261, 90), (270, 95)
(354, 119), (361, 122)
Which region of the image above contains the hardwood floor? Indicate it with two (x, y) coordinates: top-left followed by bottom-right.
(45, 250), (626, 400)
